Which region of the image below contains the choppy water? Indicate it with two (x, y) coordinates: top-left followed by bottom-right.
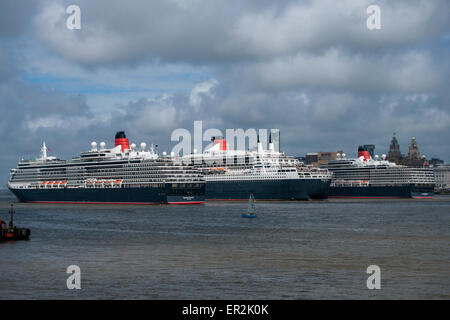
(0, 190), (449, 299)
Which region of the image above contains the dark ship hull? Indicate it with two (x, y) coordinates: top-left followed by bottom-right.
(328, 184), (434, 199)
(205, 178), (331, 200)
(9, 185), (205, 204)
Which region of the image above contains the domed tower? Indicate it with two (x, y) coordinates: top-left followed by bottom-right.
(407, 137), (420, 160)
(387, 133), (402, 164)
(402, 136), (426, 167)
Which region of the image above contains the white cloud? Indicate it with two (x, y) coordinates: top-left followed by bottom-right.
(128, 95), (182, 133)
(32, 0), (450, 66)
(25, 113), (111, 132)
(189, 79), (219, 111)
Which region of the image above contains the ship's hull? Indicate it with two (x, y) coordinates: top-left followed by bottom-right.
(328, 184), (434, 199)
(9, 185), (205, 204)
(205, 178), (331, 200)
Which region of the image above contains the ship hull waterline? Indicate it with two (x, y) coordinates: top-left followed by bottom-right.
(328, 184), (434, 199)
(9, 186), (205, 205)
(204, 178), (331, 201)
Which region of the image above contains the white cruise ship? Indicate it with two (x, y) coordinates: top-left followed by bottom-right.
(175, 136), (332, 200)
(321, 146), (435, 198)
(8, 131), (205, 204)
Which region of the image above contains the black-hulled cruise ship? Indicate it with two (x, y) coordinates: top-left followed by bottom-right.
(321, 146), (435, 198)
(8, 132), (205, 204)
(176, 136), (332, 200)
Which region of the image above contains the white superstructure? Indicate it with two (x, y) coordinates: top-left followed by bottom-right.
(323, 152), (435, 187)
(9, 135), (203, 191)
(176, 136), (331, 182)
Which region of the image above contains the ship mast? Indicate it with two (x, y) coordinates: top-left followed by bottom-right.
(40, 141), (48, 160)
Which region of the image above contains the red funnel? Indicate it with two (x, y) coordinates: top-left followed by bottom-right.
(212, 136), (227, 151)
(115, 131), (130, 152)
(357, 146), (370, 161)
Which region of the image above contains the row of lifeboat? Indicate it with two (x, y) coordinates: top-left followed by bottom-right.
(86, 179), (123, 185)
(40, 181), (67, 186)
(39, 180), (124, 187)
(333, 180), (370, 186)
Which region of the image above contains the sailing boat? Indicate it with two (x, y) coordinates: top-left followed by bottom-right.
(242, 193), (258, 218)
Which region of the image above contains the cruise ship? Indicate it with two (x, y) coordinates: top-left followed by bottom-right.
(176, 136), (332, 200)
(321, 146), (435, 198)
(8, 132), (205, 204)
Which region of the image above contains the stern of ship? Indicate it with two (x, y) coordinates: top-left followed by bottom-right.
(166, 183), (205, 204)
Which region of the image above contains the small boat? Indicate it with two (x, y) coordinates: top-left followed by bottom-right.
(0, 204), (30, 241)
(242, 193), (258, 218)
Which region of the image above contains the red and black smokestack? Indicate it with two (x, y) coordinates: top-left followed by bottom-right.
(115, 131), (130, 152)
(357, 145), (371, 161)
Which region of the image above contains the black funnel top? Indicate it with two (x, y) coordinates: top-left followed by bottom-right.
(115, 131), (127, 139)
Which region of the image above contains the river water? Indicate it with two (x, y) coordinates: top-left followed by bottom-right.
(0, 191), (448, 299)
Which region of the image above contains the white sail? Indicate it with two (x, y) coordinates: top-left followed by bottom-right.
(247, 193), (257, 214)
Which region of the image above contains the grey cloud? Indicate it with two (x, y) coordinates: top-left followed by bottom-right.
(239, 49), (442, 94)
(0, 74), (449, 184)
(33, 0), (450, 67)
(0, 0), (38, 39)
(0, 48), (15, 81)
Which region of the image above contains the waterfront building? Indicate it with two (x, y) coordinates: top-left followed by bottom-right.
(387, 134), (427, 168)
(434, 165), (450, 192)
(306, 151), (344, 166)
(387, 133), (403, 164)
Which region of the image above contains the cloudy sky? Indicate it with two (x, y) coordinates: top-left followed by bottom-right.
(0, 0), (449, 184)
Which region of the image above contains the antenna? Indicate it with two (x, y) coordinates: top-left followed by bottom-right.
(41, 141), (48, 159)
(9, 204), (14, 228)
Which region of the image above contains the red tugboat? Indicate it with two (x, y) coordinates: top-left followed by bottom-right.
(0, 204), (30, 241)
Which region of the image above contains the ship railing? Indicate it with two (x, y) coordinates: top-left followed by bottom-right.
(83, 179), (124, 188)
